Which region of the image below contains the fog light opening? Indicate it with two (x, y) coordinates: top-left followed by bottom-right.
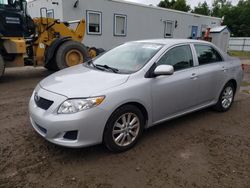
(63, 130), (78, 140)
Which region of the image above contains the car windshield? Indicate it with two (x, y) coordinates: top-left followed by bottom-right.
(92, 42), (163, 74)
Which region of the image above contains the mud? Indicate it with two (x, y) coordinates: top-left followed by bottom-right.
(0, 65), (250, 188)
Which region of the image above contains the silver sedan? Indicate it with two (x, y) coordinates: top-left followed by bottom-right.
(29, 39), (243, 152)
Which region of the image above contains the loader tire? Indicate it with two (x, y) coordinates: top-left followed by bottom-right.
(44, 57), (59, 71)
(44, 44), (59, 71)
(88, 47), (98, 58)
(56, 41), (89, 70)
(88, 47), (105, 58)
(0, 55), (5, 80)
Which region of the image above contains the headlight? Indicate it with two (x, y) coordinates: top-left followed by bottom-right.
(58, 96), (105, 114)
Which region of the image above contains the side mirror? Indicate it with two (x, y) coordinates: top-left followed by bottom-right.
(154, 65), (174, 76)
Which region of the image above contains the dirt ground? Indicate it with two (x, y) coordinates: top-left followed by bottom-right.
(0, 64), (250, 188)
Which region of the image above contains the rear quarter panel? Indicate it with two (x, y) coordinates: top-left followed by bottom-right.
(224, 56), (243, 92)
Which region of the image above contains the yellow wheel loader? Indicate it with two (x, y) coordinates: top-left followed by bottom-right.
(0, 0), (101, 79)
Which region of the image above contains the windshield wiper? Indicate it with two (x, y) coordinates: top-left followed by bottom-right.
(84, 59), (119, 73)
(85, 59), (105, 71)
(95, 64), (119, 73)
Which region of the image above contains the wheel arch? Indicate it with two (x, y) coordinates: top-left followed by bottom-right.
(102, 101), (149, 140)
(226, 79), (237, 92)
(213, 78), (237, 112)
(44, 37), (72, 66)
(217, 78), (238, 100)
(122, 102), (149, 123)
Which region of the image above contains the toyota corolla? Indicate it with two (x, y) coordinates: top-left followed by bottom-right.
(29, 39), (243, 152)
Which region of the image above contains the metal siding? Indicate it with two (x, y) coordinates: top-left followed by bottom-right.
(28, 0), (221, 50)
(28, 0), (63, 20)
(229, 38), (250, 52)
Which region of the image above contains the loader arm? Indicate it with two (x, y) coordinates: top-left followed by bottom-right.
(32, 17), (86, 65)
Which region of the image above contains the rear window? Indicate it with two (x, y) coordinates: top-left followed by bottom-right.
(194, 45), (223, 65)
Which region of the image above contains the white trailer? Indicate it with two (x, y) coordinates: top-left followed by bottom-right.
(28, 0), (222, 50)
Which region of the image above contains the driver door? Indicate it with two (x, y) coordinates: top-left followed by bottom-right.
(151, 44), (199, 123)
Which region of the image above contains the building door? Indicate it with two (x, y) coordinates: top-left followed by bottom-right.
(191, 26), (198, 39)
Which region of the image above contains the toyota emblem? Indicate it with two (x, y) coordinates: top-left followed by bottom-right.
(34, 92), (40, 102)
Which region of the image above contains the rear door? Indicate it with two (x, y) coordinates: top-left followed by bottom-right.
(192, 44), (227, 105)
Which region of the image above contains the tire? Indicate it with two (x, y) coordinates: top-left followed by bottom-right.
(44, 45), (59, 71)
(44, 57), (58, 71)
(88, 47), (105, 58)
(88, 47), (98, 58)
(0, 55), (5, 80)
(103, 105), (145, 152)
(213, 82), (235, 112)
(97, 48), (105, 55)
(55, 41), (89, 70)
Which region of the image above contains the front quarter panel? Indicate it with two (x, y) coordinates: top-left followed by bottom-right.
(96, 75), (152, 128)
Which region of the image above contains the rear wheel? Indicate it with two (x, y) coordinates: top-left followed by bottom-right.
(103, 105), (145, 152)
(0, 55), (5, 79)
(56, 41), (89, 70)
(213, 82), (235, 112)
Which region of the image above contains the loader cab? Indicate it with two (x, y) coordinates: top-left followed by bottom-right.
(0, 0), (34, 37)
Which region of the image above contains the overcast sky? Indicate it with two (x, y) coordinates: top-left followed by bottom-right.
(125, 0), (239, 8)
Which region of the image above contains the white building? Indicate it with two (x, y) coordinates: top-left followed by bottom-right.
(28, 0), (222, 50)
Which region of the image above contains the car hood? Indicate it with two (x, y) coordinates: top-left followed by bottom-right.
(40, 64), (130, 98)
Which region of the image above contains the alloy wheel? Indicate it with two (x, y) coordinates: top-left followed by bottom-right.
(112, 113), (140, 147)
(221, 86), (234, 109)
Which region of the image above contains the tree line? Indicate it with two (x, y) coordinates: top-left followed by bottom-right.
(158, 0), (250, 37)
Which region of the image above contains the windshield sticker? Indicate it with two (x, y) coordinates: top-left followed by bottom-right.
(142, 44), (162, 50)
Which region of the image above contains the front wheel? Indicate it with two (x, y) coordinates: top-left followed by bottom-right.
(213, 82), (235, 112)
(0, 55), (5, 80)
(103, 105), (145, 152)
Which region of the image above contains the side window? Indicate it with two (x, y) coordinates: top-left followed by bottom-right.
(194, 45), (223, 65)
(87, 10), (102, 35)
(157, 45), (193, 71)
(47, 10), (54, 18)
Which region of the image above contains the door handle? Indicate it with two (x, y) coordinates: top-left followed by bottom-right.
(222, 66), (228, 72)
(190, 73), (198, 80)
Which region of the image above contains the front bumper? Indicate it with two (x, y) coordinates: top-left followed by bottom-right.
(29, 85), (110, 148)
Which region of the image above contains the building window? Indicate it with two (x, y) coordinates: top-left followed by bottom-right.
(164, 21), (174, 38)
(47, 10), (54, 18)
(114, 14), (127, 36)
(87, 10), (102, 35)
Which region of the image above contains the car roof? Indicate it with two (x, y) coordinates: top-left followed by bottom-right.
(133, 39), (212, 46)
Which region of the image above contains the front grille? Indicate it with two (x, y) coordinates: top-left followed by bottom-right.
(35, 96), (54, 110)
